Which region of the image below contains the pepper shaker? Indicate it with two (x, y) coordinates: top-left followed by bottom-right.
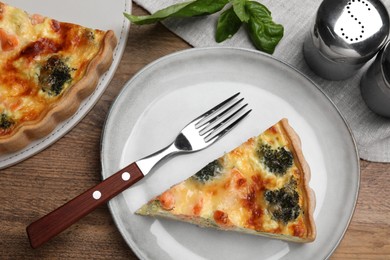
(360, 40), (390, 117)
(303, 0), (389, 80)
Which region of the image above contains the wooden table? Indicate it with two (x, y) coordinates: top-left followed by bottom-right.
(1, 4), (389, 259)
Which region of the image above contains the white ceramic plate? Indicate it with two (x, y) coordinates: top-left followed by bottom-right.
(0, 0), (131, 169)
(101, 48), (360, 260)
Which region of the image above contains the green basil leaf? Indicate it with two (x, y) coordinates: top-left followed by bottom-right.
(124, 2), (192, 25)
(230, 0), (249, 22)
(124, 0), (229, 25)
(245, 1), (284, 54)
(216, 6), (242, 43)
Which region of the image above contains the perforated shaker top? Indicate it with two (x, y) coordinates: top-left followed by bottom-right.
(316, 0), (389, 59)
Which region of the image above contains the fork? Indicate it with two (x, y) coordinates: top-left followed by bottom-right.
(26, 92), (251, 248)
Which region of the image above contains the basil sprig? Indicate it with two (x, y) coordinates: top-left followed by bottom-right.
(124, 0), (283, 54)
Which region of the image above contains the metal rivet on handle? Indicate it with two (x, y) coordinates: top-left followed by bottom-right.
(121, 172), (131, 181)
(92, 190), (102, 200)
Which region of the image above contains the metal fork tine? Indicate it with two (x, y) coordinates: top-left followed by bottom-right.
(206, 109), (252, 143)
(197, 98), (244, 130)
(193, 92), (240, 124)
(202, 103), (248, 136)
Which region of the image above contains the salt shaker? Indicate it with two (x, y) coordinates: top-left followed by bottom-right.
(360, 40), (390, 117)
(303, 0), (389, 80)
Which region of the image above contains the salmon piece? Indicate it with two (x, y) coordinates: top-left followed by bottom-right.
(30, 14), (45, 25)
(158, 190), (175, 210)
(0, 28), (19, 51)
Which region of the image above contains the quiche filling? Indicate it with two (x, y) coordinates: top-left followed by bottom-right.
(137, 119), (316, 242)
(0, 2), (107, 138)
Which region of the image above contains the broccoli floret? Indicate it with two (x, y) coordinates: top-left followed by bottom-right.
(192, 160), (222, 183)
(0, 113), (14, 129)
(264, 179), (301, 223)
(257, 143), (293, 175)
(39, 56), (73, 96)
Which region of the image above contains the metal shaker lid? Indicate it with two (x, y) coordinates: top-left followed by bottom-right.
(314, 0), (389, 64)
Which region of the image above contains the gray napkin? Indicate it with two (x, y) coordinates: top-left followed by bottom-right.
(133, 0), (390, 162)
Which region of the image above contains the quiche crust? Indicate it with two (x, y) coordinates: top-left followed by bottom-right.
(279, 118), (316, 242)
(0, 30), (117, 153)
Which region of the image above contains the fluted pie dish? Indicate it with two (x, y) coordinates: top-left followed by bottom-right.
(0, 2), (117, 153)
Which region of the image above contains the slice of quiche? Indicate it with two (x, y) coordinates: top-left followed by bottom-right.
(137, 118), (316, 242)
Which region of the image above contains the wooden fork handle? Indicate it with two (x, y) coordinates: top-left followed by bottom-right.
(26, 162), (144, 249)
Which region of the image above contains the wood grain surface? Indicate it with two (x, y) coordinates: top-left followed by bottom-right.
(1, 4), (389, 259)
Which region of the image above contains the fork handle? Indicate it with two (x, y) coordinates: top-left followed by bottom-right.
(26, 162), (144, 249)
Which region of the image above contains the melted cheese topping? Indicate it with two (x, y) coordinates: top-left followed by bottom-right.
(138, 121), (312, 240)
(0, 2), (105, 137)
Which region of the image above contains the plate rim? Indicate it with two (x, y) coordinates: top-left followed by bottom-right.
(101, 46), (361, 260)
